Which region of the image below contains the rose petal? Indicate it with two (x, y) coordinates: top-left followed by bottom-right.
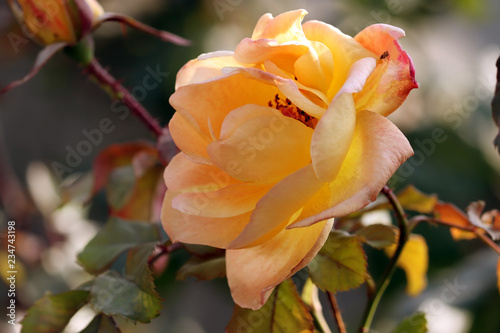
(170, 71), (282, 139)
(218, 104), (283, 139)
(289, 110), (413, 228)
(228, 165), (324, 249)
(17, 0), (76, 44)
(226, 218), (333, 310)
(263, 60), (329, 105)
(207, 105), (313, 184)
(334, 57), (377, 99)
(301, 20), (377, 101)
(164, 153), (238, 193)
(234, 38), (309, 73)
(311, 93), (356, 182)
(251, 9), (308, 43)
(251, 13), (273, 39)
(353, 24), (418, 116)
(172, 183), (270, 218)
(230, 67), (326, 117)
(161, 191), (250, 248)
(294, 40), (333, 94)
(168, 112), (211, 164)
(175, 51), (246, 89)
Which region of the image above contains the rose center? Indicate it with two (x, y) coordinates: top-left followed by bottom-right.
(268, 94), (318, 129)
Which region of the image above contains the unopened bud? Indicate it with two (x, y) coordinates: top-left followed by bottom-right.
(7, 0), (104, 45)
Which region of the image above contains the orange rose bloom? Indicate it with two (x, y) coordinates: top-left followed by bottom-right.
(162, 9), (417, 309)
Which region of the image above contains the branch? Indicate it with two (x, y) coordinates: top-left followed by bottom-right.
(84, 58), (164, 137)
(328, 292), (347, 333)
(412, 216), (500, 256)
(148, 242), (184, 266)
(359, 185), (410, 332)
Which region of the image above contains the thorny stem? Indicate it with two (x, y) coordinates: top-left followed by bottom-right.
(411, 216), (500, 256)
(359, 185), (410, 333)
(328, 292), (347, 333)
(84, 58), (163, 137)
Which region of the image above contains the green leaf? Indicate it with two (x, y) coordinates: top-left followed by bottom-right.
(226, 279), (314, 333)
(90, 271), (161, 323)
(77, 218), (160, 275)
(21, 290), (89, 333)
(308, 231), (367, 293)
(125, 243), (158, 295)
(355, 224), (396, 249)
(177, 257), (226, 281)
(79, 315), (121, 333)
(391, 312), (427, 333)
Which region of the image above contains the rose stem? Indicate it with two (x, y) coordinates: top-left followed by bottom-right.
(83, 58), (163, 137)
(327, 291), (347, 333)
(148, 242), (184, 266)
(411, 216), (500, 256)
(359, 185), (410, 333)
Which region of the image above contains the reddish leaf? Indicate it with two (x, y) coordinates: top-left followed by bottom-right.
(90, 142), (165, 221)
(91, 142), (157, 197)
(110, 164), (164, 221)
(434, 202), (476, 240)
(466, 201), (500, 241)
(481, 209), (500, 230)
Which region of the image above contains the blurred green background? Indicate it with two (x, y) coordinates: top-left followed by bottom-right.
(0, 0), (499, 332)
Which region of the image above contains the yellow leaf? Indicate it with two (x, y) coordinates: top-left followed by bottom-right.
(397, 185), (438, 214)
(386, 234), (428, 296)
